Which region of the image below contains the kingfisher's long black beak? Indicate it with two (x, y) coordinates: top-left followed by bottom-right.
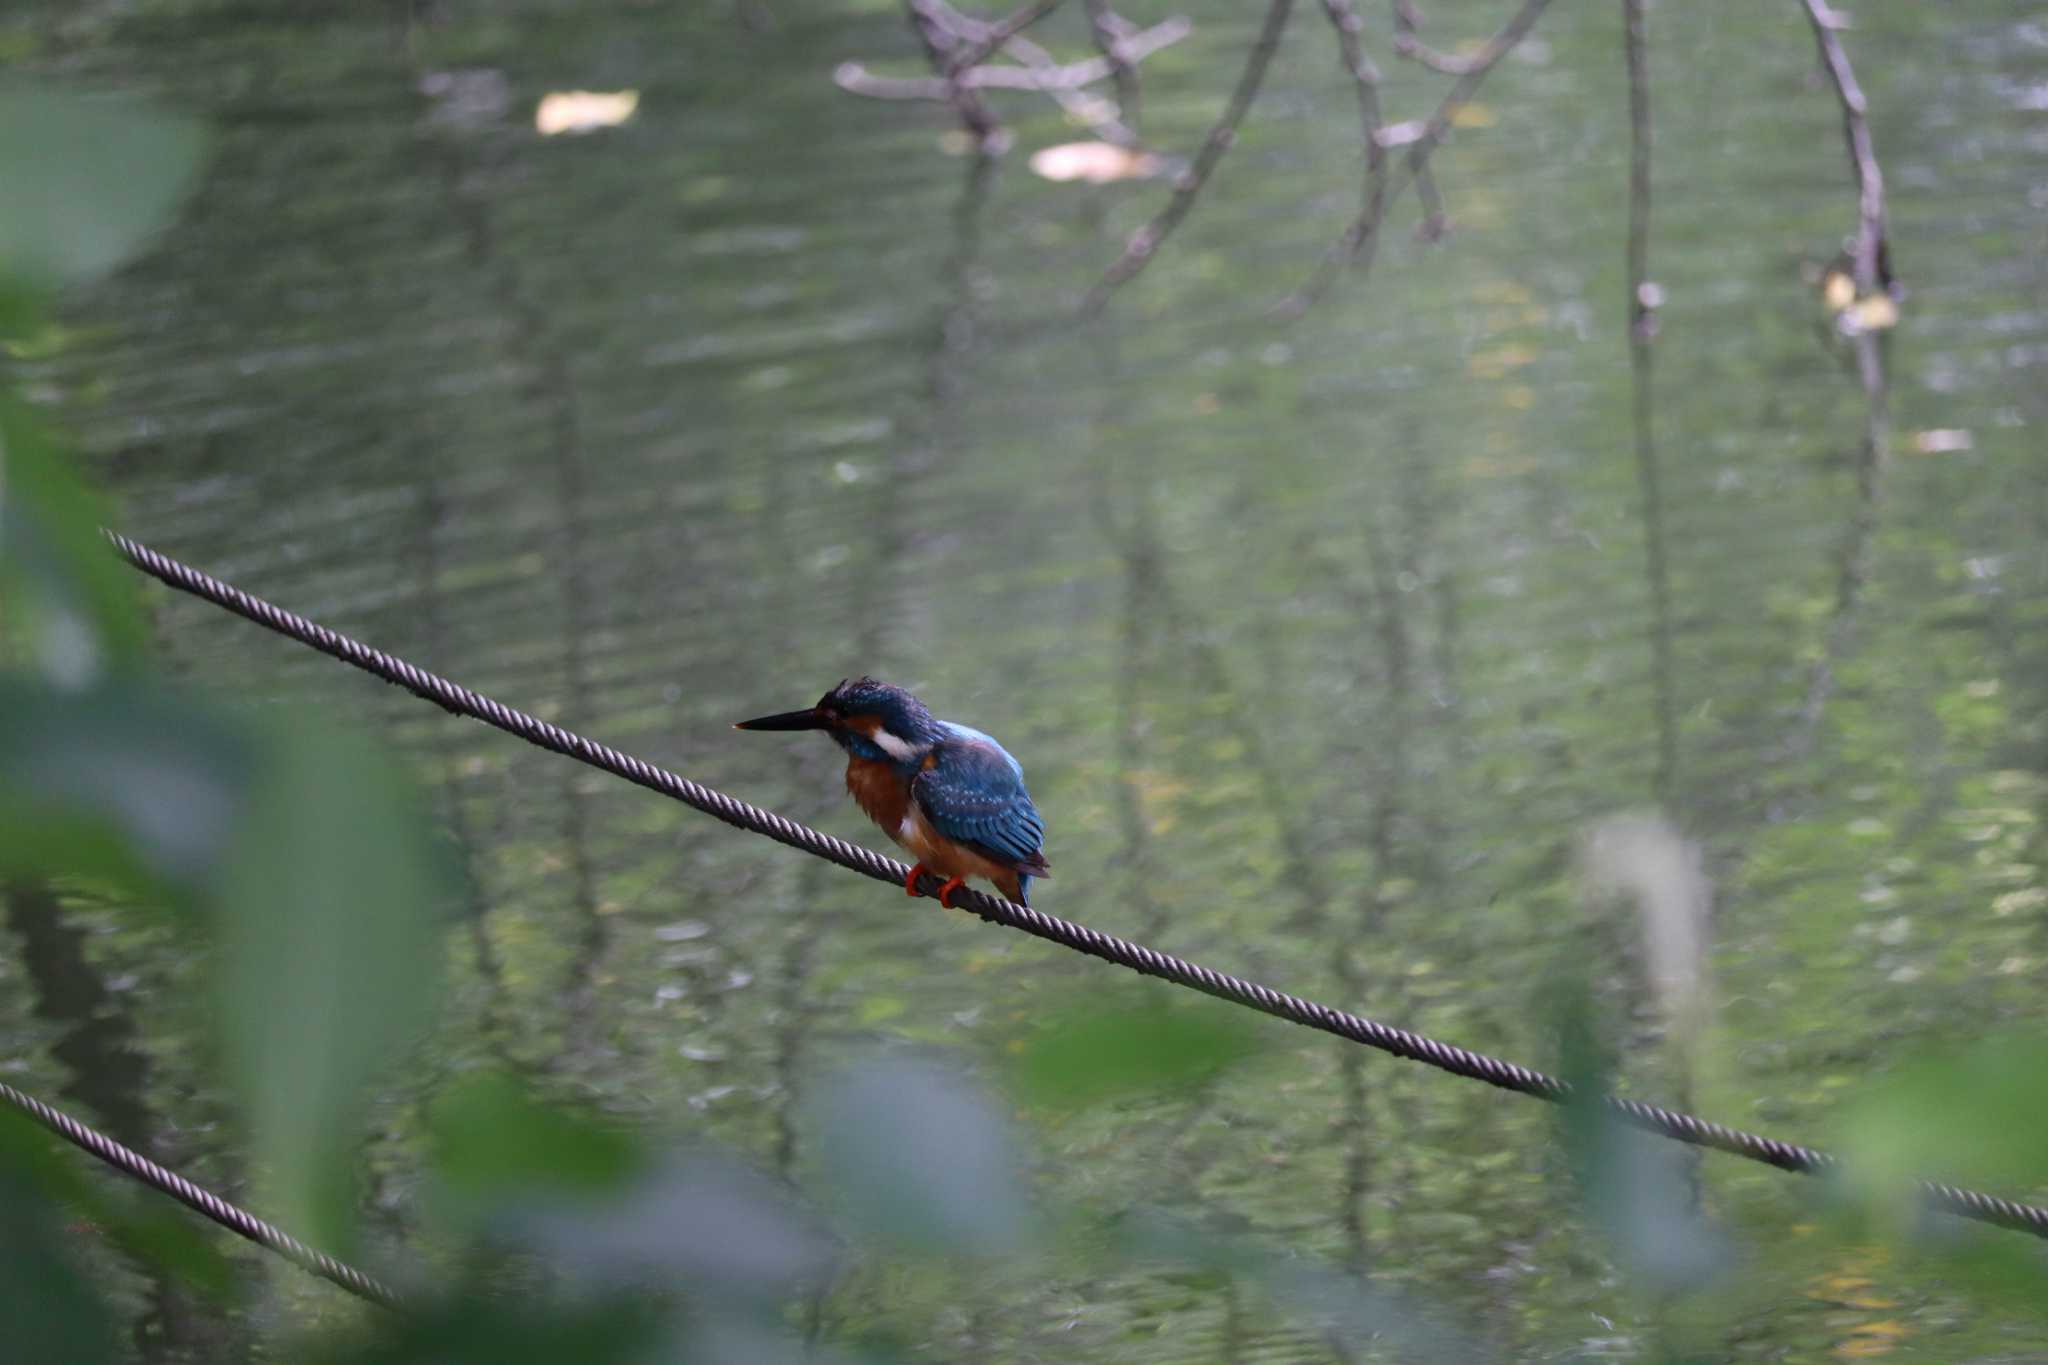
(733, 707), (826, 732)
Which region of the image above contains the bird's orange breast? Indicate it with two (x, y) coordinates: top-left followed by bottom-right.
(844, 756), (911, 841)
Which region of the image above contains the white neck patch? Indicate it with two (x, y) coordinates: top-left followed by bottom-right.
(870, 726), (920, 762)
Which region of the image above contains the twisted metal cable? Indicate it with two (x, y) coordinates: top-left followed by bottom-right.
(0, 1077), (403, 1309)
(102, 529), (2048, 1240)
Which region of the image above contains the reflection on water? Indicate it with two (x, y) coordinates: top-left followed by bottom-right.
(11, 0), (2048, 1358)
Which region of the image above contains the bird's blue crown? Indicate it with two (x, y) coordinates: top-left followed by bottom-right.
(819, 677), (945, 767)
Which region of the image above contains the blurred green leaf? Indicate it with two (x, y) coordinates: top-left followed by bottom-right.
(1554, 989), (1732, 1296)
(808, 1056), (1030, 1257)
(0, 1108), (233, 1298)
(1005, 995), (1262, 1112)
(0, 1171), (116, 1365)
(1826, 1035), (2048, 1308)
(1115, 1209), (1492, 1360)
(1835, 1036), (2048, 1203)
(216, 724), (454, 1253)
(428, 1073), (641, 1208)
(0, 398), (146, 677)
(0, 84), (204, 290)
(514, 1152), (835, 1300)
(315, 1295), (661, 1365)
(0, 677), (251, 894)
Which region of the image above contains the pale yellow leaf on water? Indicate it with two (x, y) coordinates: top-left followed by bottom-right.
(1832, 1341), (1894, 1359)
(1449, 102), (1497, 129)
(535, 89), (639, 136)
(1192, 392), (1221, 415)
(1909, 428), (1973, 455)
(1822, 269), (1857, 313)
(1502, 385), (1536, 410)
(1842, 292), (1899, 333)
(1027, 141), (1161, 184)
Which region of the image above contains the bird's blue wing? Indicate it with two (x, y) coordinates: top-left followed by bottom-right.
(913, 731), (1049, 874)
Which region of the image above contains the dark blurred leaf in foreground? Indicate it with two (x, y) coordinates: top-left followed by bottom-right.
(511, 1150), (835, 1301)
(428, 1073), (642, 1210)
(1005, 994), (1264, 1112)
(0, 1166), (117, 1365)
(1117, 1209), (1494, 1360)
(1829, 1035), (2048, 1309)
(0, 677), (251, 894)
(1555, 991), (1733, 1296)
(215, 725), (456, 1254)
(808, 1055), (1031, 1257)
(0, 1110), (235, 1300)
(0, 400), (147, 679)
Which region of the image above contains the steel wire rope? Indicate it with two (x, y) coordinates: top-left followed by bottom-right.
(0, 1077), (404, 1308)
(21, 529), (2041, 1261)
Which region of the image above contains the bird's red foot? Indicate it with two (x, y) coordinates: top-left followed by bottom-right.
(904, 863), (967, 908)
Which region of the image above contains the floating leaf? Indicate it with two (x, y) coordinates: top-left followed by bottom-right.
(1027, 141), (1161, 184)
(0, 83), (204, 289)
(534, 91), (639, 137)
(1908, 429), (1972, 456)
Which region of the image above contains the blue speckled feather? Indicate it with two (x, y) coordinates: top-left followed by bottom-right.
(913, 726), (1050, 877)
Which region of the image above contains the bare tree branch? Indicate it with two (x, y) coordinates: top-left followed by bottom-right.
(1278, 0), (1551, 316)
(951, 0), (1064, 71)
(1080, 0), (1296, 317)
(1800, 0), (1888, 295)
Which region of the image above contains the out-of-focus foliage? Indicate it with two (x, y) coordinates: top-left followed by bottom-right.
(214, 727), (455, 1251)
(0, 85), (204, 291)
(1005, 995), (1265, 1112)
(8, 1), (2048, 1361)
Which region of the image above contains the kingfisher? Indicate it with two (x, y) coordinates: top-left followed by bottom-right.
(735, 677), (1049, 908)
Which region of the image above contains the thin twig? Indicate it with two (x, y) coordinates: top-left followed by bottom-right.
(1621, 0), (1675, 803)
(1278, 0), (1551, 316)
(1390, 0), (1486, 74)
(1800, 0), (1886, 294)
(1080, 0), (1296, 316)
(1004, 31), (1144, 145)
(1084, 0), (1143, 132)
(1316, 0), (1395, 284)
(905, 0), (1063, 148)
(833, 17), (1188, 99)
